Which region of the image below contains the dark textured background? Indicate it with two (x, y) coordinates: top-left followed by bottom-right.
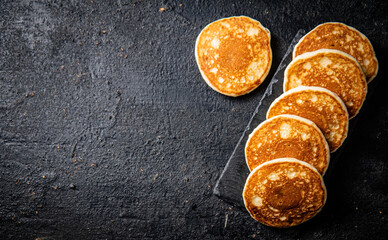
(1, 0), (387, 239)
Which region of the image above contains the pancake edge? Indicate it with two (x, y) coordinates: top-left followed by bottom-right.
(292, 22), (379, 82)
(195, 16), (272, 97)
(266, 86), (349, 152)
(245, 114), (330, 175)
(284, 48), (368, 119)
(242, 157), (327, 227)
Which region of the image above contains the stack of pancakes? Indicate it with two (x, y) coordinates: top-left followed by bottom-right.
(195, 19), (378, 227)
(242, 22), (378, 227)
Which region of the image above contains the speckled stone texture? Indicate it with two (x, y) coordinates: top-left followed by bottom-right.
(0, 0), (387, 239)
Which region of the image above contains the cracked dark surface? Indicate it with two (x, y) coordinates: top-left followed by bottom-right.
(1, 0), (387, 239)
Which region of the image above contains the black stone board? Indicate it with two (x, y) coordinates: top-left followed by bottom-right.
(214, 28), (379, 208)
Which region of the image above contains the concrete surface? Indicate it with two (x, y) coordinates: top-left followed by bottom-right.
(1, 0), (387, 239)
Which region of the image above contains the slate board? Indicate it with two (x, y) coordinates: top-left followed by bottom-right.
(213, 29), (366, 208)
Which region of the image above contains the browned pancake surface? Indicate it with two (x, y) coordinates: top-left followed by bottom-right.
(195, 16), (272, 96)
(245, 115), (329, 175)
(285, 49), (367, 118)
(243, 158), (326, 227)
(293, 22), (378, 82)
(267, 87), (348, 152)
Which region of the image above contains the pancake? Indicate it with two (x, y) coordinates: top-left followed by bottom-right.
(267, 86), (348, 152)
(293, 22), (378, 82)
(284, 49), (367, 119)
(243, 158), (327, 227)
(245, 114), (329, 175)
(195, 16), (272, 96)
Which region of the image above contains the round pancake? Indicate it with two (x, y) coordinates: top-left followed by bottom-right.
(284, 49), (367, 119)
(243, 158), (327, 227)
(267, 86), (348, 152)
(245, 114), (330, 175)
(293, 22), (378, 82)
(195, 16), (272, 96)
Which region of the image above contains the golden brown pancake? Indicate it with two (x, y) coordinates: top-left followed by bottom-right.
(267, 86), (348, 152)
(285, 49), (367, 118)
(293, 22), (378, 82)
(195, 16), (272, 96)
(245, 114), (329, 175)
(243, 158), (327, 227)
